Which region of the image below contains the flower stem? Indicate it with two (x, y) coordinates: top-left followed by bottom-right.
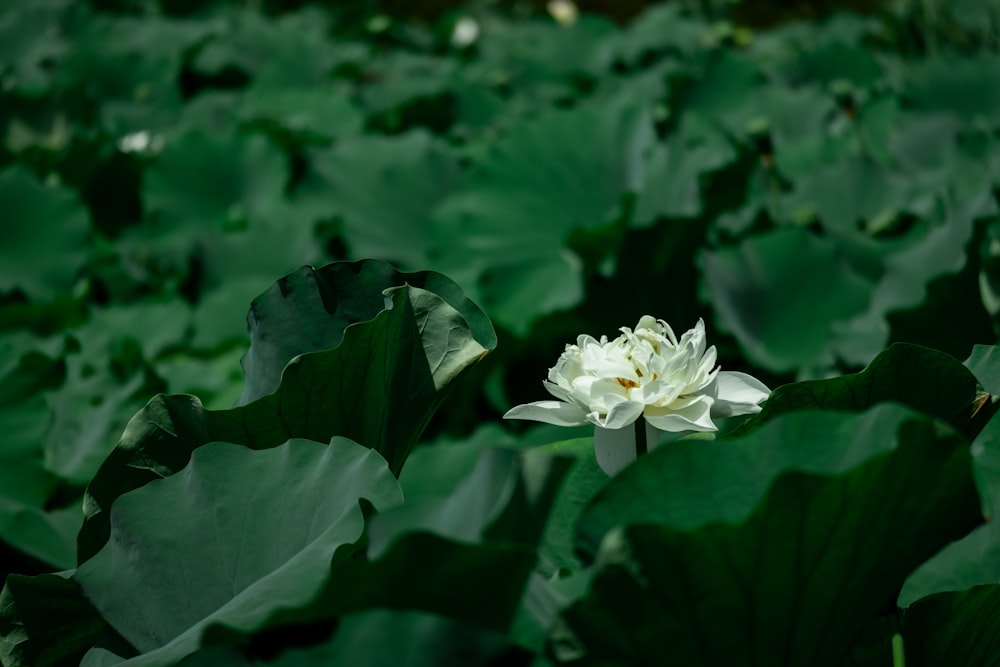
(889, 611), (906, 667)
(892, 633), (906, 667)
(634, 416), (648, 458)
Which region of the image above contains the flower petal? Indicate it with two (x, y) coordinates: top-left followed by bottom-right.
(711, 371), (771, 417)
(542, 379), (577, 404)
(591, 397), (645, 429)
(503, 401), (589, 426)
(644, 395), (717, 432)
(594, 423), (640, 476)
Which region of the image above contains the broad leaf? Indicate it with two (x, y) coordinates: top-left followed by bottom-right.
(0, 572), (106, 667)
(741, 343), (982, 435)
(0, 340), (77, 570)
(190, 6), (341, 87)
(239, 84), (364, 141)
(199, 448), (572, 653)
(531, 438), (606, 576)
(429, 104), (654, 335)
(296, 131), (459, 270)
(0, 167), (90, 301)
(170, 611), (531, 667)
(74, 438), (402, 667)
(142, 129), (287, 235)
(967, 344), (1000, 396)
(270, 610), (530, 667)
(237, 261), (495, 405)
(633, 114), (735, 224)
(79, 261), (496, 562)
(702, 227), (872, 372)
(554, 405), (981, 666)
(901, 587), (1000, 667)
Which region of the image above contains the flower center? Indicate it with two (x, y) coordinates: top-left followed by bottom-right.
(616, 377), (640, 389)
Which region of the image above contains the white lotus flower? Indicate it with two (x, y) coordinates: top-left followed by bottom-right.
(504, 316), (771, 475)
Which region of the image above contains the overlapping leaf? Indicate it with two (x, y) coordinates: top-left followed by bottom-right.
(78, 260), (496, 562)
(0, 167), (89, 301)
(429, 104), (653, 334)
(553, 405), (982, 666)
(188, 446), (571, 662)
(74, 438), (402, 667)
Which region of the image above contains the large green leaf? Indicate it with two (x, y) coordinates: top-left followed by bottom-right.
(57, 14), (206, 134)
(900, 515), (1000, 608)
(0, 572), (106, 667)
(78, 261), (496, 562)
(900, 587), (1000, 667)
(0, 0), (72, 96)
(894, 395), (1000, 613)
(269, 610), (530, 667)
(238, 84), (364, 142)
(74, 438), (402, 667)
(196, 447), (572, 656)
(830, 196), (982, 365)
(553, 405), (981, 666)
(789, 156), (912, 237)
(531, 438), (606, 576)
(398, 424), (518, 504)
(44, 301), (190, 486)
(740, 343), (982, 436)
(613, 3), (707, 63)
(0, 167), (90, 301)
(168, 610), (532, 667)
(295, 132), (459, 270)
(142, 129), (287, 236)
(428, 104), (653, 335)
(190, 6), (342, 88)
(236, 261), (495, 405)
(680, 50), (761, 132)
(904, 55), (1000, 123)
(701, 227), (872, 373)
(358, 52), (457, 117)
(633, 114), (735, 224)
(0, 338), (78, 570)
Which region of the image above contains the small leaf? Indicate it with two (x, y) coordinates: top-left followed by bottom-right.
(966, 344), (1000, 396)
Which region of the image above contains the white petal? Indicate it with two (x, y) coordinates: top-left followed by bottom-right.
(644, 396), (718, 433)
(592, 398), (645, 429)
(711, 371), (771, 417)
(594, 424), (639, 476)
(699, 345), (718, 376)
(542, 379), (576, 404)
(503, 401), (589, 426)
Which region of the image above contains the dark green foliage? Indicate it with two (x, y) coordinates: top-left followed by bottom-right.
(2, 0), (1000, 664)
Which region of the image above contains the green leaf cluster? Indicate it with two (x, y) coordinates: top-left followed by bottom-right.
(2, 0), (1000, 664)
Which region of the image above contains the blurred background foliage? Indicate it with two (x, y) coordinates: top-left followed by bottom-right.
(1, 0), (1000, 576)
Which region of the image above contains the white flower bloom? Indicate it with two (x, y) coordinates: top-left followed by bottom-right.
(504, 316), (771, 475)
(451, 17), (480, 48)
(546, 0), (579, 25)
(116, 130), (164, 155)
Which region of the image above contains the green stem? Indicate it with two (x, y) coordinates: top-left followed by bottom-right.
(892, 633), (906, 667)
(889, 612), (906, 667)
(634, 416), (648, 458)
